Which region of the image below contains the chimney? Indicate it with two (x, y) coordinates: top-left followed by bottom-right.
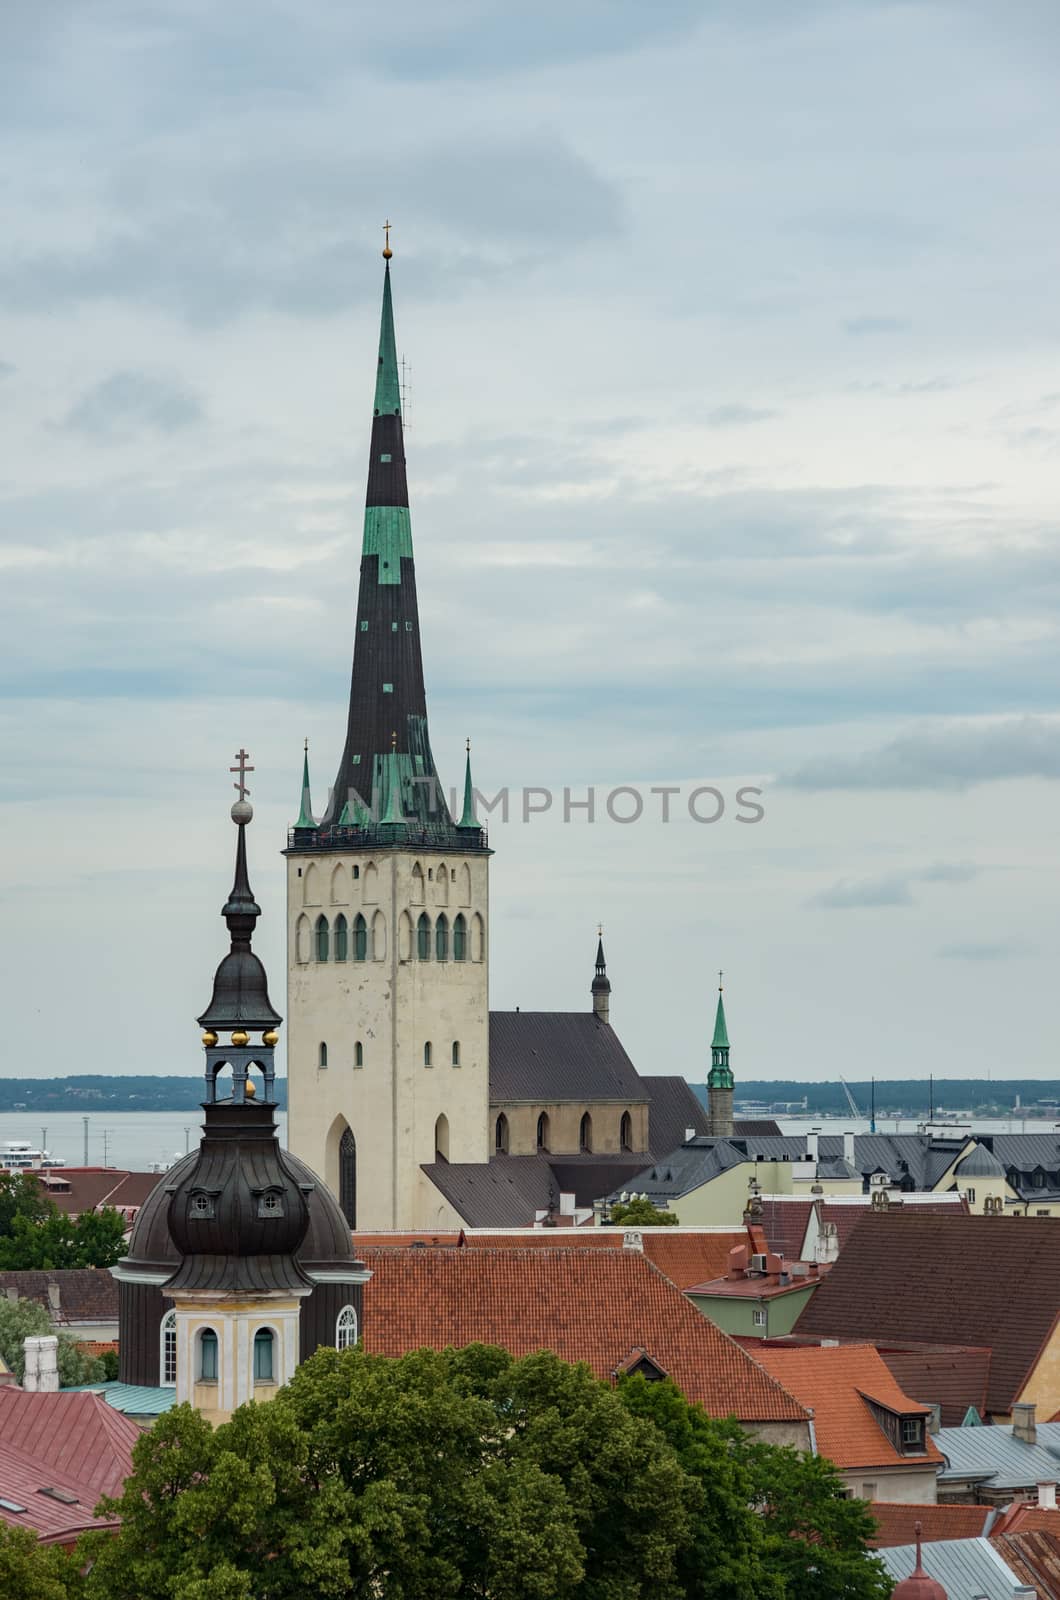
(1013, 1403), (1037, 1445)
(47, 1283), (61, 1316)
(815, 1222), (839, 1266)
(843, 1131), (855, 1166)
(23, 1335), (59, 1393)
(727, 1245), (749, 1281)
(1038, 1481), (1057, 1510)
(806, 1132), (819, 1162)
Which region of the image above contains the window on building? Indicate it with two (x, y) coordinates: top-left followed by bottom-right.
(336, 1305), (358, 1350)
(901, 1418), (924, 1451)
(253, 1328), (275, 1382)
(752, 1308), (767, 1328)
(352, 865), (360, 879)
(965, 1187), (975, 1204)
(354, 1041), (364, 1068)
(333, 913), (348, 961)
(319, 1041), (328, 1069)
(160, 1309), (176, 1386)
(579, 1112), (592, 1154)
(339, 1127), (356, 1228)
(620, 1110), (633, 1152)
(495, 1113), (509, 1155)
(315, 915), (329, 962)
(451, 1041), (460, 1066)
(453, 913), (467, 962)
(190, 1192), (214, 1219)
(354, 913), (368, 961)
(417, 912), (431, 960)
(424, 1041), (433, 1067)
(536, 1112), (550, 1152)
(861, 1482), (877, 1501)
(435, 913), (449, 961)
(435, 1113), (450, 1162)
(199, 1328), (218, 1382)
(257, 1190), (284, 1218)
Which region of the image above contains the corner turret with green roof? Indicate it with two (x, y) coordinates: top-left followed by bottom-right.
(707, 976), (735, 1137)
(294, 741), (315, 832)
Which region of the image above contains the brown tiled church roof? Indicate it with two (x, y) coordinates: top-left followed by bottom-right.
(795, 1211), (1060, 1415)
(360, 1245), (808, 1424)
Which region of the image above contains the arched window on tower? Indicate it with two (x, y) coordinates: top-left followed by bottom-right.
(354, 913), (368, 961)
(315, 915), (329, 962)
(160, 1308), (176, 1386)
(333, 913), (348, 961)
(198, 1328), (218, 1382)
(424, 1041), (433, 1067)
(580, 1112), (593, 1154)
(354, 1041), (364, 1068)
(495, 1113), (509, 1155)
(417, 912), (431, 960)
(453, 913), (467, 962)
(339, 1128), (356, 1227)
(253, 1328), (275, 1383)
(435, 913), (449, 961)
(620, 1110), (633, 1152)
(336, 1305), (358, 1350)
(536, 1112), (550, 1152)
(319, 1042), (328, 1069)
(451, 1041), (460, 1066)
(435, 1113), (450, 1161)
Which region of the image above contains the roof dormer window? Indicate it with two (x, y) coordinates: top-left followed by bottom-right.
(190, 1191), (215, 1219)
(257, 1189), (285, 1219)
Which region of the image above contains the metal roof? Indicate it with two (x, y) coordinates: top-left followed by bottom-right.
(488, 1012), (647, 1104)
(71, 1383), (176, 1416)
(879, 1537), (1023, 1600)
(936, 1421), (1060, 1488)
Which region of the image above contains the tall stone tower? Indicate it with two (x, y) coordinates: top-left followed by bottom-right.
(706, 980), (734, 1138)
(285, 245), (491, 1231)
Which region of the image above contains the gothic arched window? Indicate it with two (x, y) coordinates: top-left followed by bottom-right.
(354, 913), (368, 962)
(333, 913), (348, 961)
(160, 1309), (176, 1386)
(339, 1128), (356, 1228)
(620, 1111), (633, 1152)
(417, 912), (431, 960)
(336, 1305), (358, 1350)
(537, 1113), (550, 1152)
(319, 1041), (328, 1069)
(452, 1041), (460, 1067)
(354, 1041), (364, 1068)
(495, 1113), (509, 1155)
(424, 1041), (433, 1068)
(435, 1113), (450, 1161)
(453, 913), (467, 962)
(253, 1328), (275, 1382)
(580, 1112), (593, 1154)
(435, 914), (449, 961)
(315, 915), (329, 962)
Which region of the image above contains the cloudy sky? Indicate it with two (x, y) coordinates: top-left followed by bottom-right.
(2, 0), (1059, 1092)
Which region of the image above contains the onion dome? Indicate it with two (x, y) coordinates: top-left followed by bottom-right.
(954, 1143), (1005, 1179)
(890, 1526), (946, 1600)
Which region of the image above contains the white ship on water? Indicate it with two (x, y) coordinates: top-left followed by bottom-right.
(0, 1139), (66, 1172)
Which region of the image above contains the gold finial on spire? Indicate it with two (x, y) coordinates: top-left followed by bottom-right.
(718, 969), (724, 991)
(303, 736), (308, 753)
(597, 923), (603, 939)
(466, 737), (471, 754)
(383, 218), (393, 260)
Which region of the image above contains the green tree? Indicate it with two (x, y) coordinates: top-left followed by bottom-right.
(607, 1197), (678, 1226)
(0, 1296), (105, 1387)
(83, 1345), (702, 1600)
(619, 1376), (890, 1600)
(0, 1520), (81, 1600)
(0, 1184), (126, 1272)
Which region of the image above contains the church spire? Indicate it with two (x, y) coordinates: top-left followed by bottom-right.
(295, 740), (315, 831)
(320, 243), (458, 839)
(706, 973), (734, 1137)
(458, 739), (477, 829)
(591, 927), (611, 1024)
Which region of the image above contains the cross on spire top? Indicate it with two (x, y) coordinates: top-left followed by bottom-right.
(383, 218), (393, 259)
(718, 969), (724, 991)
(230, 748), (254, 801)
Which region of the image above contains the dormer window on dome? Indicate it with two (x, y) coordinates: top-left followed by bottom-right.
(256, 1188), (285, 1219)
(190, 1191), (215, 1220)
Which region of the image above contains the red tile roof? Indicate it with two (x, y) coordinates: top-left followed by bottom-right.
(418, 1228), (756, 1292)
(0, 1388), (138, 1545)
(868, 1502), (992, 1548)
(794, 1211), (1060, 1414)
(992, 1506), (1060, 1538)
(750, 1343), (943, 1471)
(758, 1200), (815, 1262)
(31, 1169), (162, 1219)
(993, 1530), (1060, 1599)
(360, 1246), (809, 1424)
(877, 1344), (992, 1428)
(820, 1198), (967, 1252)
(0, 1269), (118, 1323)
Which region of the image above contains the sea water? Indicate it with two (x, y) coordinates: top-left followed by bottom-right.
(0, 1109), (288, 1173)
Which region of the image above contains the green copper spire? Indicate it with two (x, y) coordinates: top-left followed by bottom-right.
(295, 740), (315, 830)
(458, 739), (476, 829)
(373, 261), (401, 421)
(379, 739), (406, 829)
(707, 975), (733, 1091)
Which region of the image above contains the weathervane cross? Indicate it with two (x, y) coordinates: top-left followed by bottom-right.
(230, 748), (254, 801)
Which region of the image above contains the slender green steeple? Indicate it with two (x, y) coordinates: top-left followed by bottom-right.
(374, 259), (401, 419)
(707, 976), (733, 1091)
(458, 739), (476, 829)
(295, 740), (315, 830)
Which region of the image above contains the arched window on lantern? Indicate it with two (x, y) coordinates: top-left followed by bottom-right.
(336, 1305), (358, 1350)
(160, 1309), (176, 1386)
(253, 1327), (275, 1382)
(198, 1328), (218, 1382)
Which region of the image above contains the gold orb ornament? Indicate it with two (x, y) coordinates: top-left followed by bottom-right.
(244, 1079), (257, 1099)
(201, 1031), (218, 1048)
(263, 1030), (279, 1047)
(231, 1030), (249, 1047)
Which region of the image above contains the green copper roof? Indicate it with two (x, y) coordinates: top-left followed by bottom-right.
(373, 263), (401, 419)
(459, 744), (476, 828)
(295, 745), (315, 829)
(712, 991), (729, 1050)
(379, 748), (406, 828)
(362, 504), (413, 583)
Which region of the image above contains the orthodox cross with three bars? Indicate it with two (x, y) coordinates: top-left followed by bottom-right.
(231, 748), (254, 801)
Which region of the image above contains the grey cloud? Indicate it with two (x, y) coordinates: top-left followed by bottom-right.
(703, 403), (779, 427)
(59, 370), (203, 437)
(0, 360), (14, 378)
(810, 874), (914, 909)
(919, 861), (979, 884)
(783, 717), (1060, 791)
(842, 315), (911, 336)
(939, 938), (1033, 961)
